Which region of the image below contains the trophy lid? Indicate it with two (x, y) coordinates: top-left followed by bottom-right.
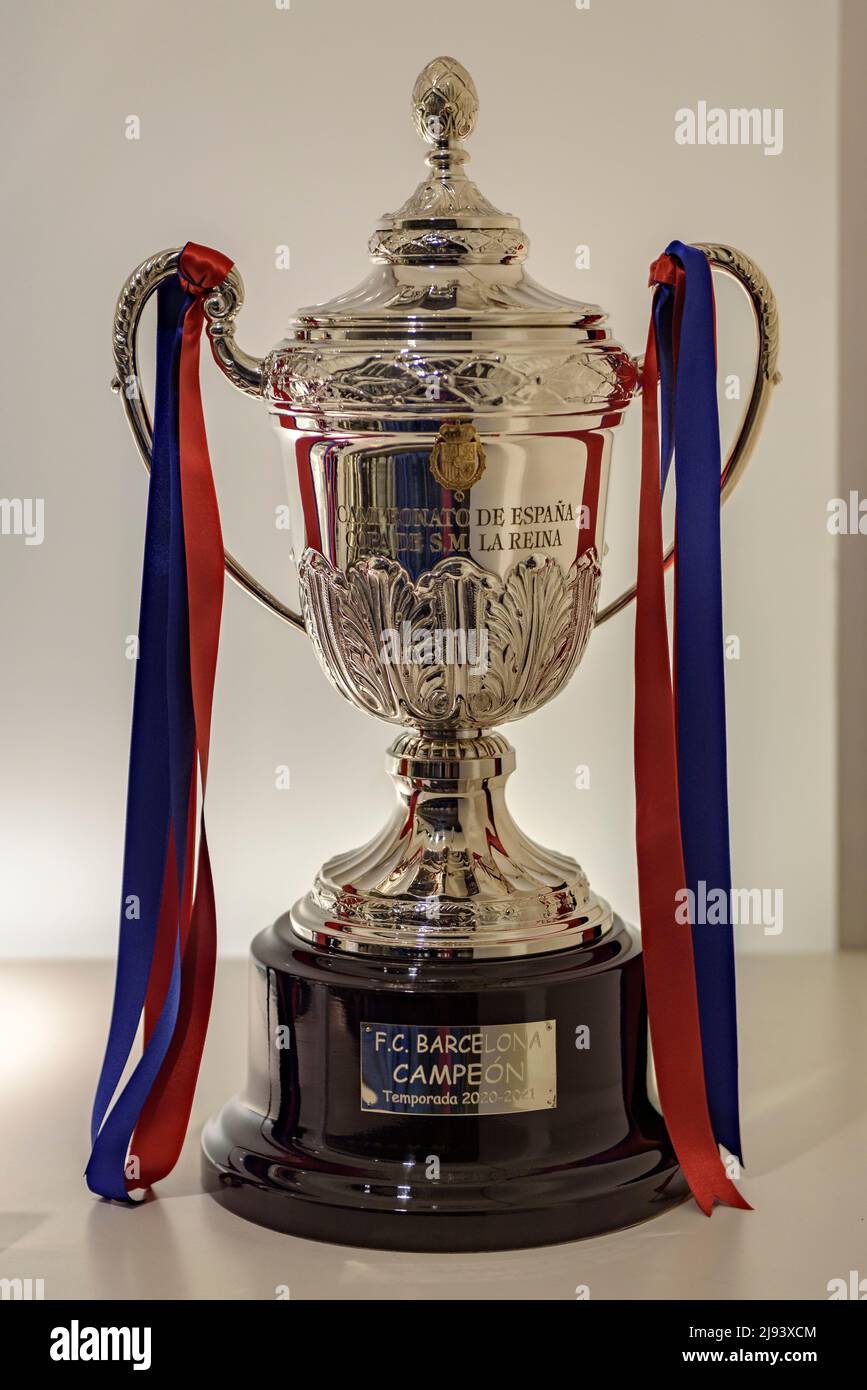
(266, 57), (637, 424)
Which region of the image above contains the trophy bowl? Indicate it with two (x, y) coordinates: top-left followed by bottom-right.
(110, 56), (778, 1249)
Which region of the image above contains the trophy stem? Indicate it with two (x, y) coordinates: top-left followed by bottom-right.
(290, 730), (612, 959)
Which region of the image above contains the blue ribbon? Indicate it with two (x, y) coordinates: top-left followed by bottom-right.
(86, 276), (197, 1200)
(654, 240), (742, 1162)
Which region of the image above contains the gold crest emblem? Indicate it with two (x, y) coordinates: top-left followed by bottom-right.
(429, 422), (487, 491)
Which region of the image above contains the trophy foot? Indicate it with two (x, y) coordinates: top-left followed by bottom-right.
(201, 914), (686, 1252)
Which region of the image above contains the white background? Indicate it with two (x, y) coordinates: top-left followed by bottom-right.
(0, 0), (840, 955)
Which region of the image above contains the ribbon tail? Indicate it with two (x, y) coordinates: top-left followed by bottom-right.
(87, 243), (230, 1201)
(127, 255), (225, 1189)
(635, 287), (749, 1215)
(664, 241), (743, 1162)
(132, 817), (218, 1187)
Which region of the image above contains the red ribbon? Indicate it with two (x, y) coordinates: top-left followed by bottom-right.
(129, 242), (231, 1188)
(635, 255), (749, 1215)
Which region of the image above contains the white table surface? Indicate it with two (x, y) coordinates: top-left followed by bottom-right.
(1, 954), (864, 1301)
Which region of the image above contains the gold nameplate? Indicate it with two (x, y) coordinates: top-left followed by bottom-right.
(360, 1020), (557, 1116)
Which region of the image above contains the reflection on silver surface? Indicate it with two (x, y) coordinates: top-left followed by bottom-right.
(291, 732), (612, 960)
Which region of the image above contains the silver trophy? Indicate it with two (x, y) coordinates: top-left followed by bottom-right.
(113, 58), (778, 1249)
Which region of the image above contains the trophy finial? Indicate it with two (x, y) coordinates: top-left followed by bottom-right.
(369, 55), (525, 266)
(411, 56), (479, 147)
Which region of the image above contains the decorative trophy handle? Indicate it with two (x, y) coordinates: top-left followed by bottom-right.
(110, 247), (306, 634)
(595, 242), (781, 626)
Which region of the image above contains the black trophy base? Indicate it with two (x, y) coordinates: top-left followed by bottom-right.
(202, 914), (686, 1252)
